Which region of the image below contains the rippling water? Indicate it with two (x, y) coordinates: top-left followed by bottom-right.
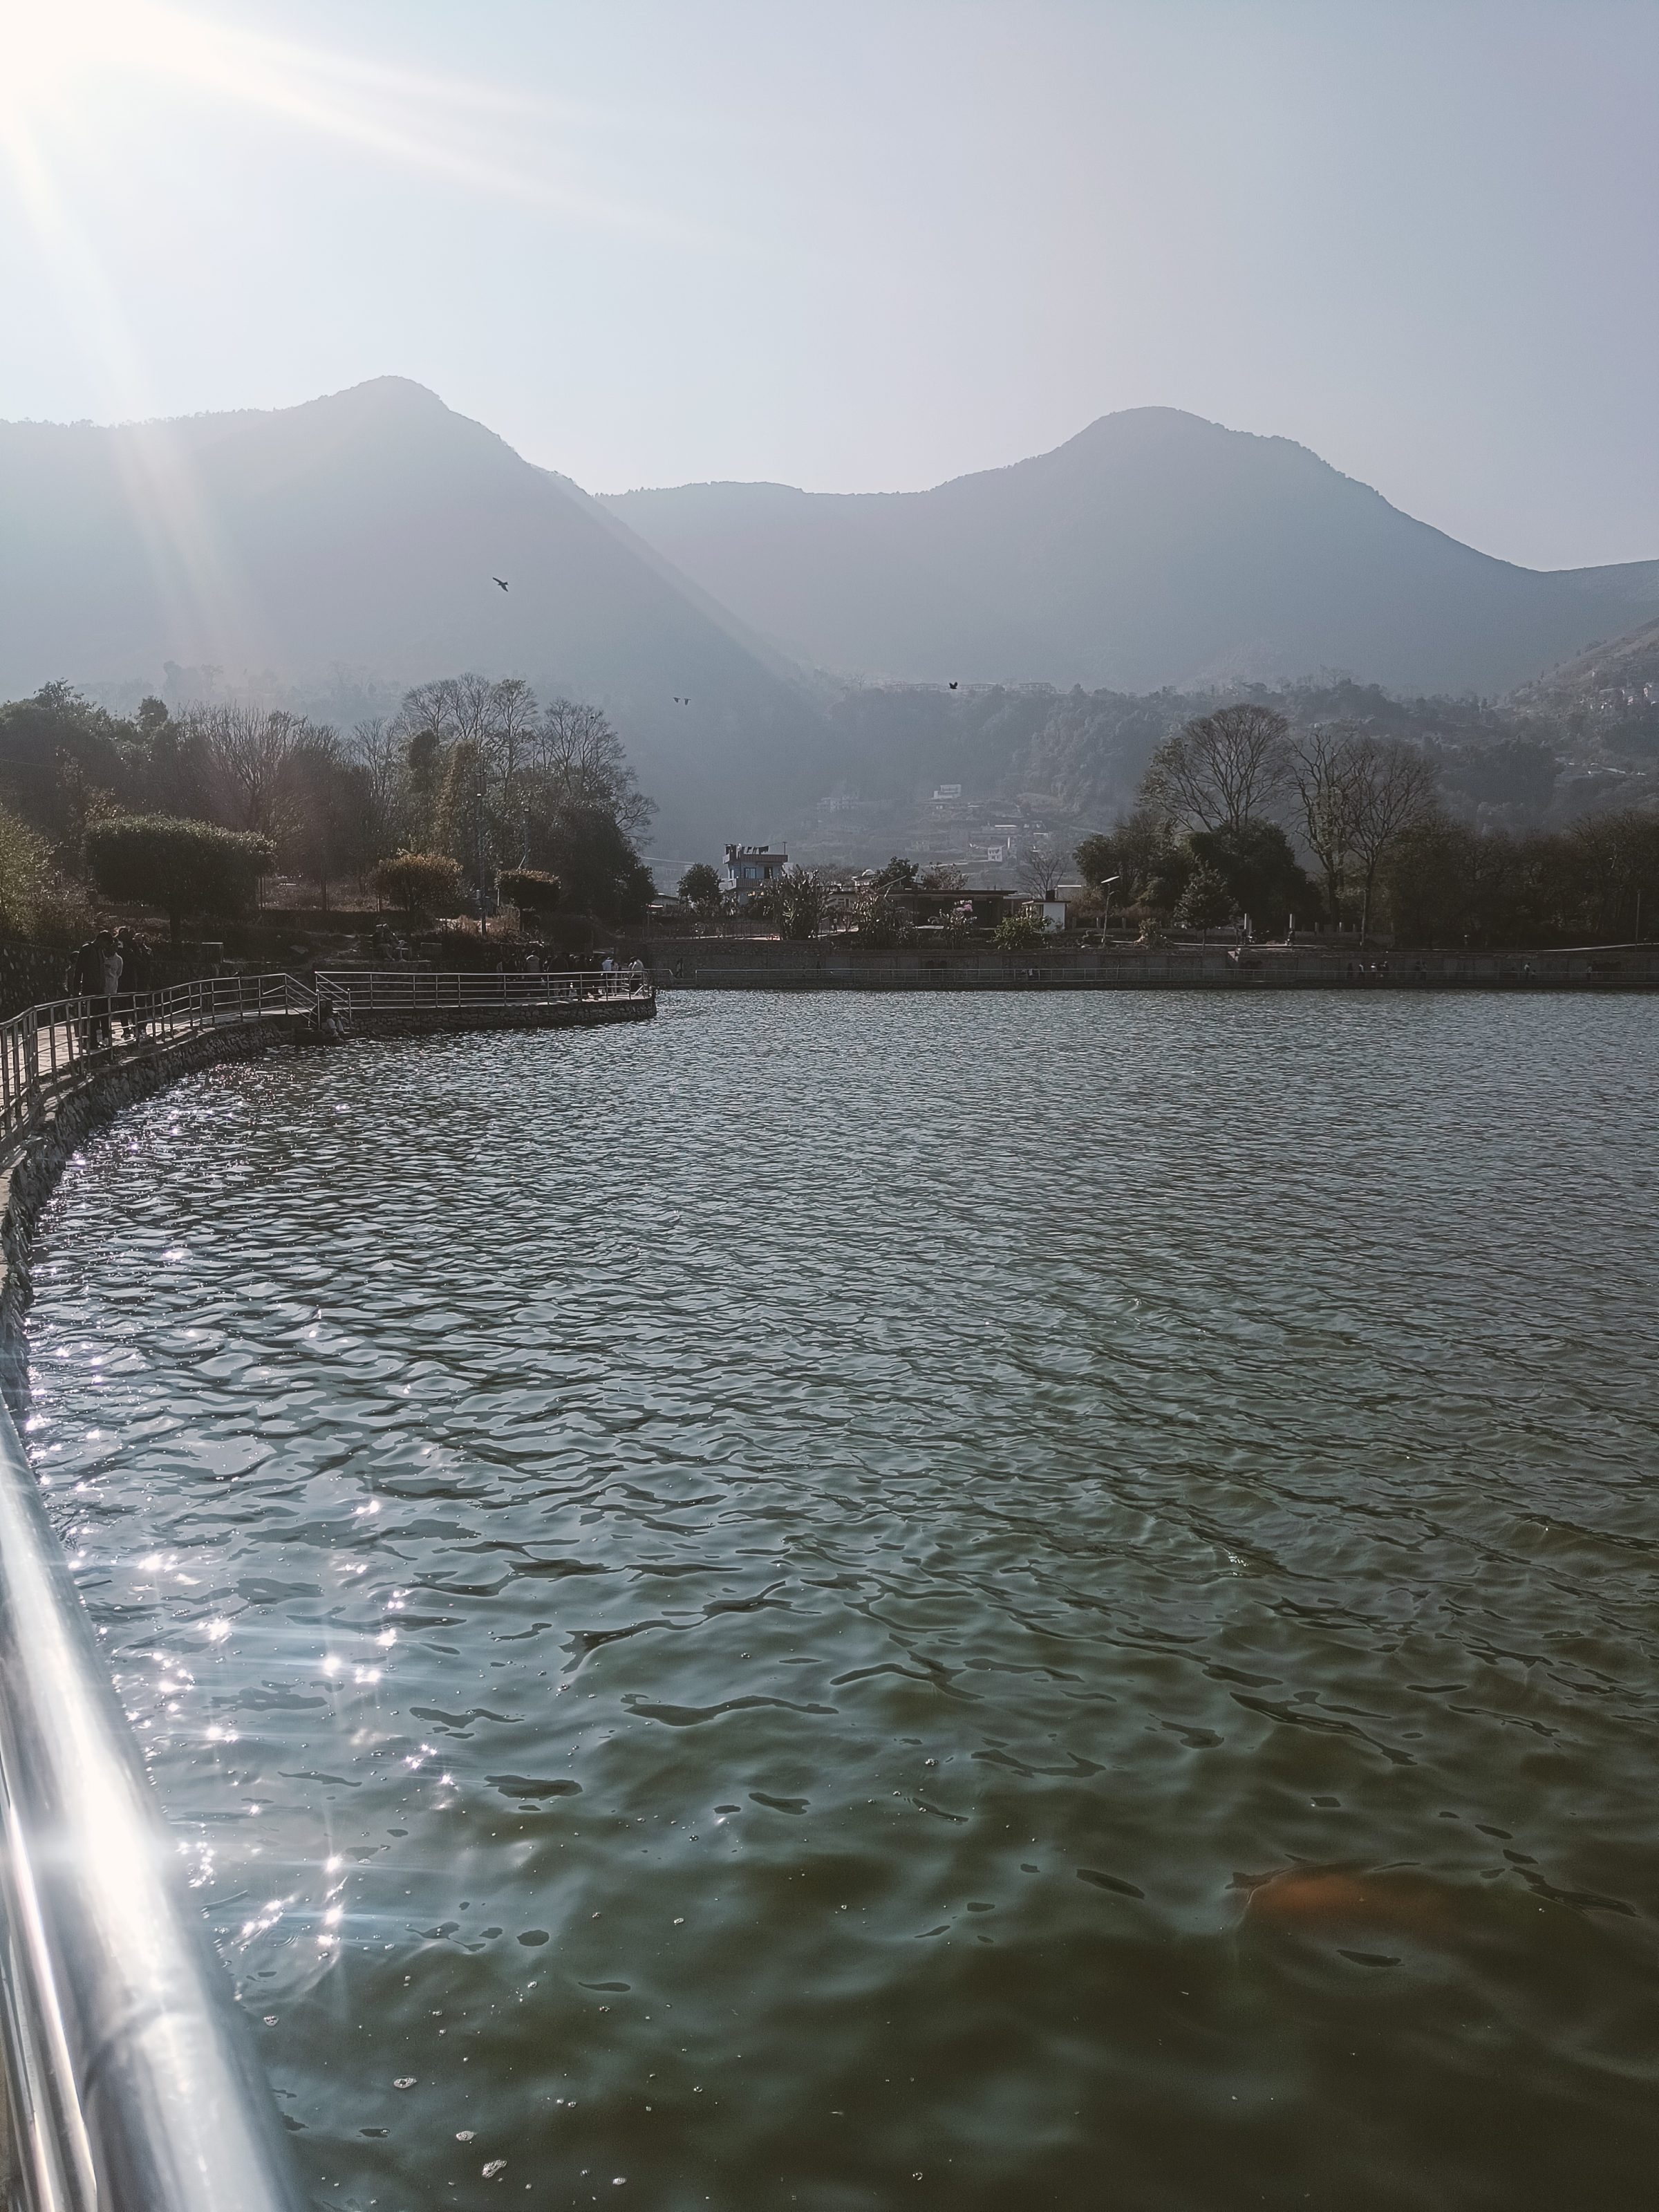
(24, 993), (1659, 2211)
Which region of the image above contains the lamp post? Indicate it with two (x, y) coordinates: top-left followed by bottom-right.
(1099, 874), (1121, 939)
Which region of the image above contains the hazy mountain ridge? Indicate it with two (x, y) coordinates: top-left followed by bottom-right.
(0, 377), (829, 848)
(605, 407), (1659, 696)
(5, 379), (1657, 865)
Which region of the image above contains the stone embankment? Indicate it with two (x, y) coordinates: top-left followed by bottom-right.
(648, 940), (1659, 991)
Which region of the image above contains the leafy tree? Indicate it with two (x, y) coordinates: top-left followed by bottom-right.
(1075, 810), (1174, 903)
(1380, 808), (1659, 948)
(371, 850), (463, 921)
(1172, 863), (1238, 931)
(856, 902), (916, 949)
(0, 684), (132, 865)
(435, 736), (509, 923)
(678, 861), (723, 914)
(873, 855), (919, 890)
(1188, 819), (1320, 935)
(0, 803), (53, 938)
(769, 865), (827, 941)
(85, 815), (275, 945)
(535, 805), (655, 921)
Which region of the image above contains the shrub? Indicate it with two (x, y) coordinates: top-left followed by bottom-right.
(85, 814), (275, 945)
(497, 867), (562, 924)
(993, 910), (1050, 950)
(857, 902), (915, 949)
(773, 865), (827, 941)
(371, 850), (464, 921)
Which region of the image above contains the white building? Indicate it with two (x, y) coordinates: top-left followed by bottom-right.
(720, 843), (788, 908)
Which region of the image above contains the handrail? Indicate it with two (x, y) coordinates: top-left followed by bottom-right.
(0, 970), (652, 1168)
(0, 1396), (309, 2211)
(0, 962), (653, 2204)
(315, 968), (653, 1010)
(0, 974), (319, 1168)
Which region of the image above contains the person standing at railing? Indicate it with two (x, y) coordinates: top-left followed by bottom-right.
(64, 932), (108, 1051)
(94, 928), (123, 1047)
(115, 926), (152, 1039)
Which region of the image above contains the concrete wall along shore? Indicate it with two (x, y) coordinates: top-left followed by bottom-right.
(648, 939), (1659, 991)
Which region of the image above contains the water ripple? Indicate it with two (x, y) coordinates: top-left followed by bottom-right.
(25, 993), (1659, 2210)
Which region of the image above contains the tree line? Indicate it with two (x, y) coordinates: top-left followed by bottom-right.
(0, 676), (656, 944)
(1073, 704), (1657, 947)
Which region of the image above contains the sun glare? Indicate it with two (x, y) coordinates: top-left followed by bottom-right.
(0, 0), (712, 241)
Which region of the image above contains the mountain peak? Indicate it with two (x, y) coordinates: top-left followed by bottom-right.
(606, 412), (1659, 693)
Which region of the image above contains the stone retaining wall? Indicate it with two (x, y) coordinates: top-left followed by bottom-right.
(645, 941), (1659, 991)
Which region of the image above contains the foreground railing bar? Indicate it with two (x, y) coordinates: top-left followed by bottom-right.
(0, 1396), (310, 2211)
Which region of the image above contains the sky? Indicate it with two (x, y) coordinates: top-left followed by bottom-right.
(1, 0), (1655, 571)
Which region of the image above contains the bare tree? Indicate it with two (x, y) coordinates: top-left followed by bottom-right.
(1015, 837), (1065, 898)
(490, 677), (538, 804)
(1141, 704), (1293, 834)
(188, 703), (308, 838)
(1290, 723), (1365, 928)
(1349, 739), (1438, 938)
(351, 717), (413, 857)
(532, 699), (653, 838)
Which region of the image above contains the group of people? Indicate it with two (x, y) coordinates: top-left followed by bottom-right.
(64, 926), (155, 1047)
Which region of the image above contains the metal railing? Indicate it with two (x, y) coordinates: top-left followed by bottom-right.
(0, 974), (316, 1166)
(0, 962), (654, 2204)
(0, 1393), (309, 2210)
(0, 968), (655, 1165)
(316, 968), (653, 1011)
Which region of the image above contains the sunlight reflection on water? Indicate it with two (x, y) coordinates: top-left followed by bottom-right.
(26, 992), (1659, 2211)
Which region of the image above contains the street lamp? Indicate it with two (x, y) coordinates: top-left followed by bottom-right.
(1099, 874), (1121, 939)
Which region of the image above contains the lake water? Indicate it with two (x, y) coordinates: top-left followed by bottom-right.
(25, 993), (1659, 2211)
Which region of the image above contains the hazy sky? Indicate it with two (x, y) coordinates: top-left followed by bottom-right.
(2, 0), (1655, 569)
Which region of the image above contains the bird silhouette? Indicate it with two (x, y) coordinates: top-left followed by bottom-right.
(948, 680), (958, 690)
(492, 577), (509, 592)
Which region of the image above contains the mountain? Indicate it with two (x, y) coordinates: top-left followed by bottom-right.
(603, 408), (1659, 697)
(0, 377), (825, 851)
(1516, 612), (1659, 707)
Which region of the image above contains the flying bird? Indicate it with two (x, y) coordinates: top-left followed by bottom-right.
(948, 680), (958, 690)
(492, 577), (509, 592)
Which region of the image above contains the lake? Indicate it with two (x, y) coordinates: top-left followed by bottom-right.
(25, 992), (1659, 2211)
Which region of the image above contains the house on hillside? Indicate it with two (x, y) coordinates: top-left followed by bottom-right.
(721, 843), (788, 908)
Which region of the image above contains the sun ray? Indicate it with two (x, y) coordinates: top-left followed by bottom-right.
(0, 0), (730, 246)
